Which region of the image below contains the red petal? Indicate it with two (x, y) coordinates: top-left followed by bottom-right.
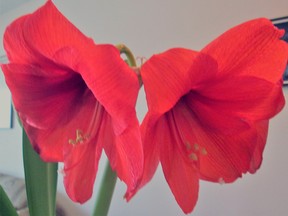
(2, 64), (97, 161)
(170, 100), (269, 183)
(74, 45), (140, 135)
(3, 1), (93, 65)
(185, 76), (285, 132)
(158, 114), (199, 213)
(141, 48), (198, 114)
(133, 114), (161, 191)
(3, 14), (37, 64)
(248, 120), (269, 173)
(63, 141), (102, 203)
(3, 1), (93, 63)
(201, 18), (288, 82)
(63, 102), (105, 203)
(100, 113), (143, 197)
(136, 48), (200, 194)
(2, 64), (114, 203)
(136, 107), (199, 213)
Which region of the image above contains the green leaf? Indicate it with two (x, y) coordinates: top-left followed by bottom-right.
(22, 129), (58, 216)
(0, 185), (19, 216)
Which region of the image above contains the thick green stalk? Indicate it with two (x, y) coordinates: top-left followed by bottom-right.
(22, 129), (58, 216)
(0, 185), (19, 216)
(92, 44), (137, 216)
(92, 162), (117, 216)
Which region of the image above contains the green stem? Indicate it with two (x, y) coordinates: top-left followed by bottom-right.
(0, 185), (19, 216)
(92, 163), (117, 216)
(22, 129), (58, 216)
(116, 44), (142, 86)
(92, 44), (137, 216)
(116, 44), (137, 67)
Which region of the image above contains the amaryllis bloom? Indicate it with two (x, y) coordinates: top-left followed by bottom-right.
(1, 0), (143, 203)
(135, 18), (288, 213)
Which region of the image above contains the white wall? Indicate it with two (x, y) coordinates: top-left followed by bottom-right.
(0, 0), (31, 14)
(1, 0), (288, 215)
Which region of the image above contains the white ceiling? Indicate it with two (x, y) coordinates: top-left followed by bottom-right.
(0, 0), (31, 15)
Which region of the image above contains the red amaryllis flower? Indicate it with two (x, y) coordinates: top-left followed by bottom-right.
(1, 0), (143, 203)
(135, 18), (288, 213)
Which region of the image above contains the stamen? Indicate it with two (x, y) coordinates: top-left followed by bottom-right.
(201, 148), (208, 155)
(189, 153), (198, 161)
(68, 129), (89, 146)
(185, 141), (192, 150)
(136, 56), (147, 67)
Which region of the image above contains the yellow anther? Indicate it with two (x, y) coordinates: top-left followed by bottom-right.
(201, 148), (207, 155)
(185, 141), (192, 150)
(189, 153), (198, 161)
(193, 144), (200, 151)
(69, 129), (89, 146)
